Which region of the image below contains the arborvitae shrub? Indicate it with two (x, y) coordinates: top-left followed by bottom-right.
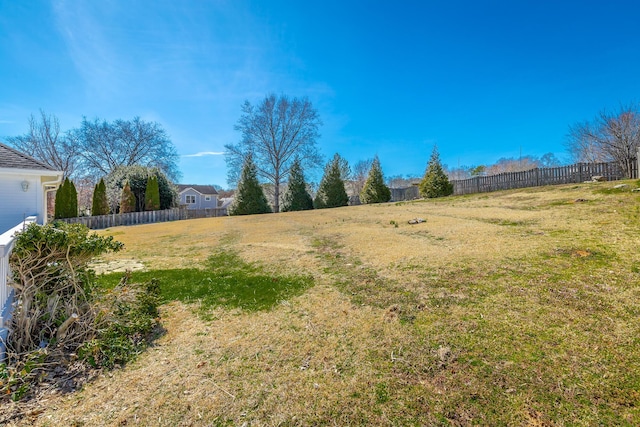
(54, 177), (78, 219)
(92, 178), (109, 216)
(144, 176), (161, 211)
(120, 181), (137, 213)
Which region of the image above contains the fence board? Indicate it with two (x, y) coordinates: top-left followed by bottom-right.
(451, 161), (634, 196)
(390, 160), (637, 201)
(59, 207), (229, 230)
(60, 208), (190, 230)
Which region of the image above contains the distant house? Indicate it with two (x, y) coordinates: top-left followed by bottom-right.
(0, 143), (64, 233)
(218, 197), (234, 216)
(177, 184), (219, 210)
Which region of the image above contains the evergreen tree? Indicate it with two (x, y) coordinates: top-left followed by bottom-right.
(144, 175), (161, 211)
(120, 181), (137, 213)
(91, 178), (109, 215)
(229, 154), (272, 215)
(419, 146), (453, 198)
(314, 154), (349, 209)
(105, 165), (177, 212)
(360, 156), (391, 204)
(54, 178), (68, 219)
(68, 179), (78, 217)
(282, 158), (314, 212)
(54, 178), (78, 219)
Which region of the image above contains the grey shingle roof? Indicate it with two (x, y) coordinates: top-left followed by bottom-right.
(177, 184), (219, 195)
(0, 142), (56, 171)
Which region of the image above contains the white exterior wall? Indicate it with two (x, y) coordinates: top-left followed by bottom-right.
(0, 172), (45, 233)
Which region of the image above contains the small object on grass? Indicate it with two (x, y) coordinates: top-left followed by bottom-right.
(408, 218), (425, 224)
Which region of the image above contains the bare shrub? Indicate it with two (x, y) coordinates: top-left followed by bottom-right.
(1, 222), (126, 401)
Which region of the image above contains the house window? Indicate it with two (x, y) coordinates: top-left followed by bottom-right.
(205, 196), (211, 201)
(185, 195), (196, 204)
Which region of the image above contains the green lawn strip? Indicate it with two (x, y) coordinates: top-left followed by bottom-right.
(97, 251), (313, 313)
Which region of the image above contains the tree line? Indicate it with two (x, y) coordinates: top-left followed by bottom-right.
(7, 97), (639, 219)
(6, 110), (181, 218)
(228, 144), (452, 216)
(53, 171), (168, 219)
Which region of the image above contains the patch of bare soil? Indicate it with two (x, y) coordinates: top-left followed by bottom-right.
(90, 259), (146, 274)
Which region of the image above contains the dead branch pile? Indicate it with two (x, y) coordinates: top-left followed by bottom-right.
(1, 222), (123, 401)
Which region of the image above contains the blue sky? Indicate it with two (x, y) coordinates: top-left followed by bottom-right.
(2, 0), (640, 187)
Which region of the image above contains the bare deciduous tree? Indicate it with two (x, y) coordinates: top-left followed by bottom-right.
(6, 109), (80, 178)
(566, 104), (640, 177)
(74, 116), (181, 182)
(225, 94), (323, 213)
(351, 158), (373, 194)
(446, 166), (472, 181)
(485, 156), (540, 175)
(566, 120), (609, 164)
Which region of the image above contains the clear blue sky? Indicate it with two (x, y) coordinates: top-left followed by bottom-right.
(2, 0), (640, 187)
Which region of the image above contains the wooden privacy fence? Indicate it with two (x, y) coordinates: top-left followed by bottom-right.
(61, 208), (188, 230)
(183, 208), (228, 219)
(60, 207), (229, 230)
(390, 186), (420, 202)
(451, 161), (636, 196)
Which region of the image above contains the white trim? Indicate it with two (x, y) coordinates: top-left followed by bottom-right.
(42, 174), (63, 225)
(0, 167), (62, 177)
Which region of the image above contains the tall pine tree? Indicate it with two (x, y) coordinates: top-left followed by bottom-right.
(230, 154), (272, 215)
(282, 158), (313, 212)
(314, 154), (349, 209)
(92, 178), (109, 215)
(120, 181), (137, 213)
(360, 156), (391, 204)
(419, 146), (453, 198)
(144, 175), (161, 211)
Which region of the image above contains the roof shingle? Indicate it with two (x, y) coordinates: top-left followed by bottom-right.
(177, 184), (219, 195)
(0, 142), (57, 171)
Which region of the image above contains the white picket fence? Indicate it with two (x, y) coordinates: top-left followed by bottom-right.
(0, 216), (36, 355)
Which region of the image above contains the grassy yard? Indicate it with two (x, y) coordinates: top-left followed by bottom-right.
(7, 181), (640, 426)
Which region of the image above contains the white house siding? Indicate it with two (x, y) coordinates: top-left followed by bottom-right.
(180, 188), (218, 210)
(0, 171), (46, 233)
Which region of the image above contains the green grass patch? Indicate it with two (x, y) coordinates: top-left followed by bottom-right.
(97, 251), (313, 313)
(592, 180), (640, 195)
(482, 218), (534, 226)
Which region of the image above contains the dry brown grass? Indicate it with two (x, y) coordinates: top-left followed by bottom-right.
(5, 181), (640, 426)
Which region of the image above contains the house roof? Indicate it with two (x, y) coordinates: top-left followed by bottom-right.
(0, 142), (57, 171)
(218, 197), (234, 208)
(177, 184), (219, 195)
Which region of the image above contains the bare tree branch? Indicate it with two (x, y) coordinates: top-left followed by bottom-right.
(6, 109), (80, 178)
(566, 103), (640, 177)
(225, 94), (322, 213)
